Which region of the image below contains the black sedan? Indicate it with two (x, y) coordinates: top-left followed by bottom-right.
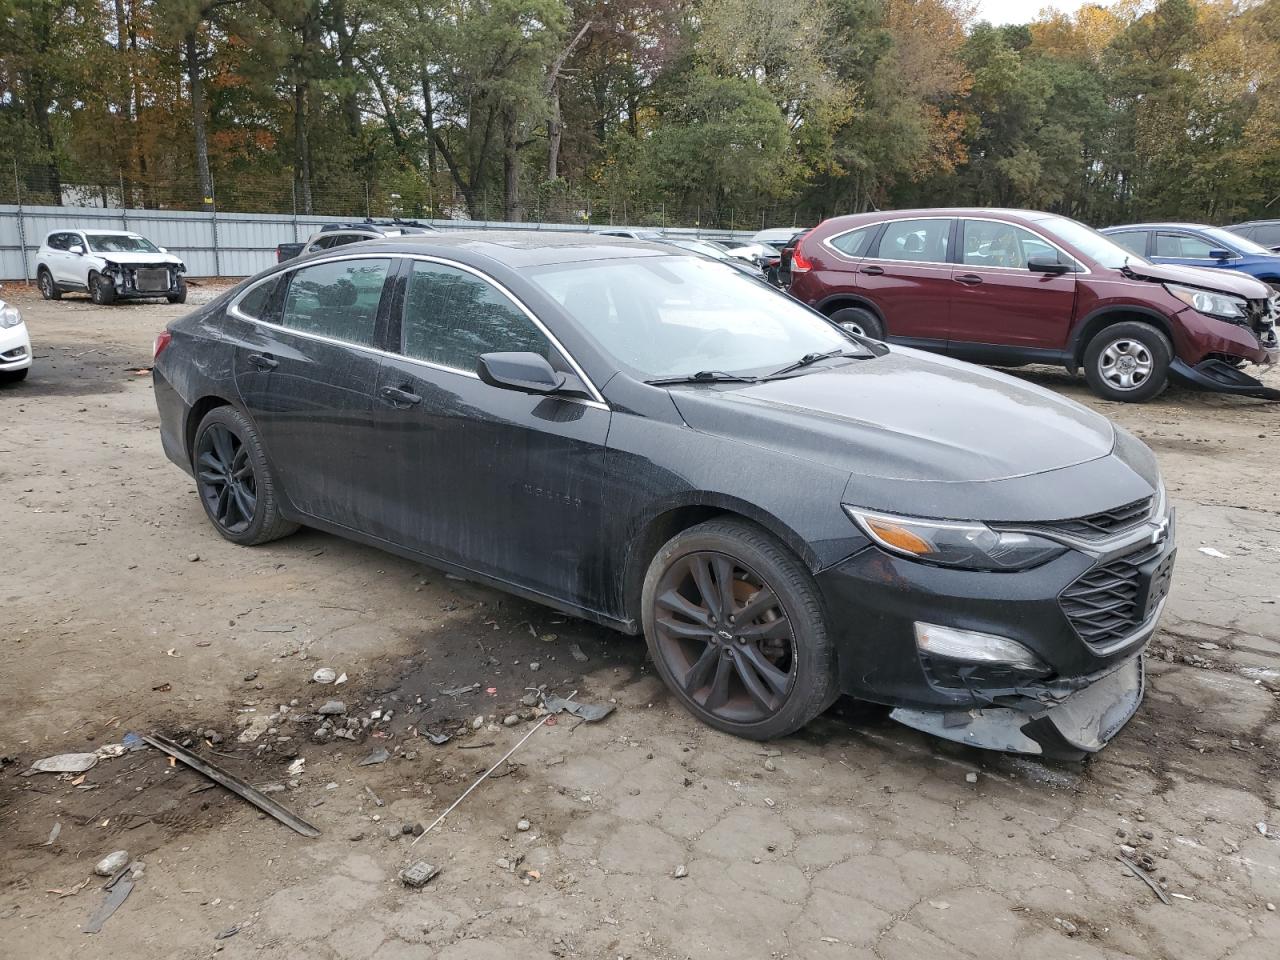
(152, 232), (1174, 756)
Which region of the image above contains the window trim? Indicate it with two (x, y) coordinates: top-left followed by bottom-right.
(863, 216), (957, 267)
(957, 217), (1087, 274)
(821, 223), (883, 261)
(227, 252), (608, 410)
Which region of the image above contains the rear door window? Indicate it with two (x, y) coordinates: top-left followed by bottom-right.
(876, 219), (952, 263)
(827, 225), (877, 257)
(1105, 231), (1148, 257)
(236, 278), (279, 321)
(400, 261), (550, 371)
(1154, 232), (1215, 259)
(279, 257), (390, 347)
(1251, 224), (1280, 246)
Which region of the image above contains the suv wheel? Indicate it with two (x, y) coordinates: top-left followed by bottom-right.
(193, 406), (299, 546)
(168, 277), (188, 304)
(38, 269), (61, 300)
(641, 518), (837, 740)
(89, 273), (116, 305)
(829, 306), (884, 339)
(1083, 321), (1171, 402)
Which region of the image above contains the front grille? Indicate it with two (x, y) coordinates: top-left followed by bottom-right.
(1060, 542), (1173, 649)
(134, 267), (170, 292)
(1042, 497), (1153, 539)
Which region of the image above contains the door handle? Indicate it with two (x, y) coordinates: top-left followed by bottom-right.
(859, 265), (884, 276)
(247, 353), (278, 370)
(380, 385), (422, 407)
(954, 274), (983, 286)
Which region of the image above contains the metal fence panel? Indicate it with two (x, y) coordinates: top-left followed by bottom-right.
(0, 204), (760, 281)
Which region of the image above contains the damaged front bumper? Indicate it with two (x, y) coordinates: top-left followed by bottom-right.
(891, 654), (1146, 758)
(1170, 357), (1280, 401)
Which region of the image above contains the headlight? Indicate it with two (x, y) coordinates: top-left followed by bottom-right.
(844, 507), (1066, 571)
(0, 303), (22, 328)
(102, 260), (121, 274)
(1165, 283), (1247, 320)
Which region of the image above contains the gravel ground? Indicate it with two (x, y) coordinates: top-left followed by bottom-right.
(1, 282), (1278, 960)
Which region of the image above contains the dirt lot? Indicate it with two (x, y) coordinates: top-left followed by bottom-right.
(1, 282), (1278, 960)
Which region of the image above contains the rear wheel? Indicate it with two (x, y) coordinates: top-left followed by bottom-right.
(193, 406), (298, 546)
(642, 519), (837, 740)
(168, 277), (188, 304)
(1083, 321), (1171, 403)
(38, 268), (61, 300)
(89, 273), (116, 305)
(829, 306), (884, 340)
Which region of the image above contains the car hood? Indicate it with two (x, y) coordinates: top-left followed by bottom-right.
(1124, 259), (1269, 299)
(93, 251), (184, 266)
(668, 348), (1115, 486)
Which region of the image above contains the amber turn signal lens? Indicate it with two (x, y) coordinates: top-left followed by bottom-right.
(863, 518), (934, 556)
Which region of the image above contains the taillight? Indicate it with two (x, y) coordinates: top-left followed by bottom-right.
(153, 331), (172, 360)
(791, 238), (814, 274)
(275, 245), (284, 262)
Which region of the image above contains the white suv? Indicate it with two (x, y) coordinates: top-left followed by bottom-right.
(0, 287), (32, 383)
(37, 229), (187, 305)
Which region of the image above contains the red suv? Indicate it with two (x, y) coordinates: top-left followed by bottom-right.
(788, 209), (1279, 401)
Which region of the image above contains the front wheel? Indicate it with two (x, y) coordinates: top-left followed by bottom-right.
(89, 273), (116, 305)
(642, 519), (837, 740)
(193, 406), (298, 546)
(829, 306), (884, 340)
(1083, 321), (1171, 402)
(168, 277), (188, 304)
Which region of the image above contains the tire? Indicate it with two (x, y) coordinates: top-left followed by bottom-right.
(168, 278), (188, 304)
(829, 306), (884, 340)
(642, 518), (838, 740)
(1082, 321), (1171, 403)
(192, 405), (299, 546)
(37, 268), (61, 300)
(89, 273), (116, 305)
(0, 367), (29, 383)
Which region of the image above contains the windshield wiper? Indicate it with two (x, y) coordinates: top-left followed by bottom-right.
(645, 370), (761, 386)
(765, 349), (864, 379)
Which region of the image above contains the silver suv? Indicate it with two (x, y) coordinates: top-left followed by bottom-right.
(37, 230), (187, 305)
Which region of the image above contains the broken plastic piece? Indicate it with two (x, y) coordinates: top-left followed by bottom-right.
(543, 695), (615, 723)
(399, 861), (440, 888)
(23, 753), (98, 776)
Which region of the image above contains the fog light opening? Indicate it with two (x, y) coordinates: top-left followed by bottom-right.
(914, 622), (1049, 673)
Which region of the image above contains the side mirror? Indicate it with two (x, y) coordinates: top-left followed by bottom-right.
(69, 244), (85, 256)
(477, 352), (567, 395)
(1209, 249), (1233, 260)
(1028, 256), (1072, 275)
(158, 246), (168, 253)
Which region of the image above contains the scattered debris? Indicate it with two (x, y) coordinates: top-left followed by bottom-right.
(425, 731), (452, 746)
(24, 753), (98, 776)
(1053, 917), (1078, 936)
(442, 683), (481, 697)
(673, 864), (688, 879)
(214, 924), (241, 940)
(312, 667), (337, 684)
(516, 819), (531, 832)
(43, 822), (62, 846)
(543, 694), (615, 723)
(1257, 822), (1269, 837)
(94, 851), (130, 877)
(569, 643), (589, 662)
(359, 747), (390, 766)
(965, 772), (979, 784)
(400, 861), (440, 888)
(459, 741), (495, 750)
(49, 877), (92, 898)
(317, 701), (347, 716)
(255, 624), (296, 633)
(1117, 853), (1171, 905)
(141, 733), (320, 838)
(502, 714), (519, 726)
(286, 758), (306, 777)
(335, 672), (348, 685)
(1197, 547), (1230, 559)
(763, 759), (777, 772)
(83, 875), (134, 934)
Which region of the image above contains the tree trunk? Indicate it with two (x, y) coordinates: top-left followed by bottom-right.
(294, 82), (313, 214)
(186, 30), (214, 209)
(503, 108), (520, 222)
(544, 21), (590, 184)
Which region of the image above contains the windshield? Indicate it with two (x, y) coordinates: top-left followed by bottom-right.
(529, 256), (860, 380)
(1204, 226), (1273, 256)
(1038, 217), (1146, 269)
(86, 234), (159, 254)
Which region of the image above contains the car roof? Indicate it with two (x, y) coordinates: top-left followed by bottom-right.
(817, 208), (1069, 227)
(1101, 223), (1216, 232)
(49, 228), (139, 236)
(318, 229), (678, 268)
(1228, 219), (1280, 227)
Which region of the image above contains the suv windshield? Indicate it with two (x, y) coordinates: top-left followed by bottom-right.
(1203, 226), (1272, 256)
(1038, 217), (1146, 270)
(529, 256), (861, 379)
(86, 234), (160, 254)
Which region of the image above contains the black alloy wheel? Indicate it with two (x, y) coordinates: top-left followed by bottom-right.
(192, 406), (298, 546)
(38, 269), (61, 300)
(643, 519), (837, 739)
(197, 422), (257, 534)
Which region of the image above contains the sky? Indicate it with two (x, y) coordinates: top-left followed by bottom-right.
(974, 0), (1094, 25)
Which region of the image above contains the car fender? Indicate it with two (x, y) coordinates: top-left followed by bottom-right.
(1069, 303), (1177, 367)
(813, 293), (884, 323)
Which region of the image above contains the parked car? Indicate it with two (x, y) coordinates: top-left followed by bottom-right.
(1101, 223), (1280, 293)
(659, 238), (767, 280)
(0, 285), (32, 383)
(595, 228), (665, 241)
(787, 208), (1279, 402)
(276, 219), (437, 262)
(752, 227), (808, 249)
(1224, 219), (1280, 254)
(153, 231), (1175, 757)
(36, 229), (187, 305)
